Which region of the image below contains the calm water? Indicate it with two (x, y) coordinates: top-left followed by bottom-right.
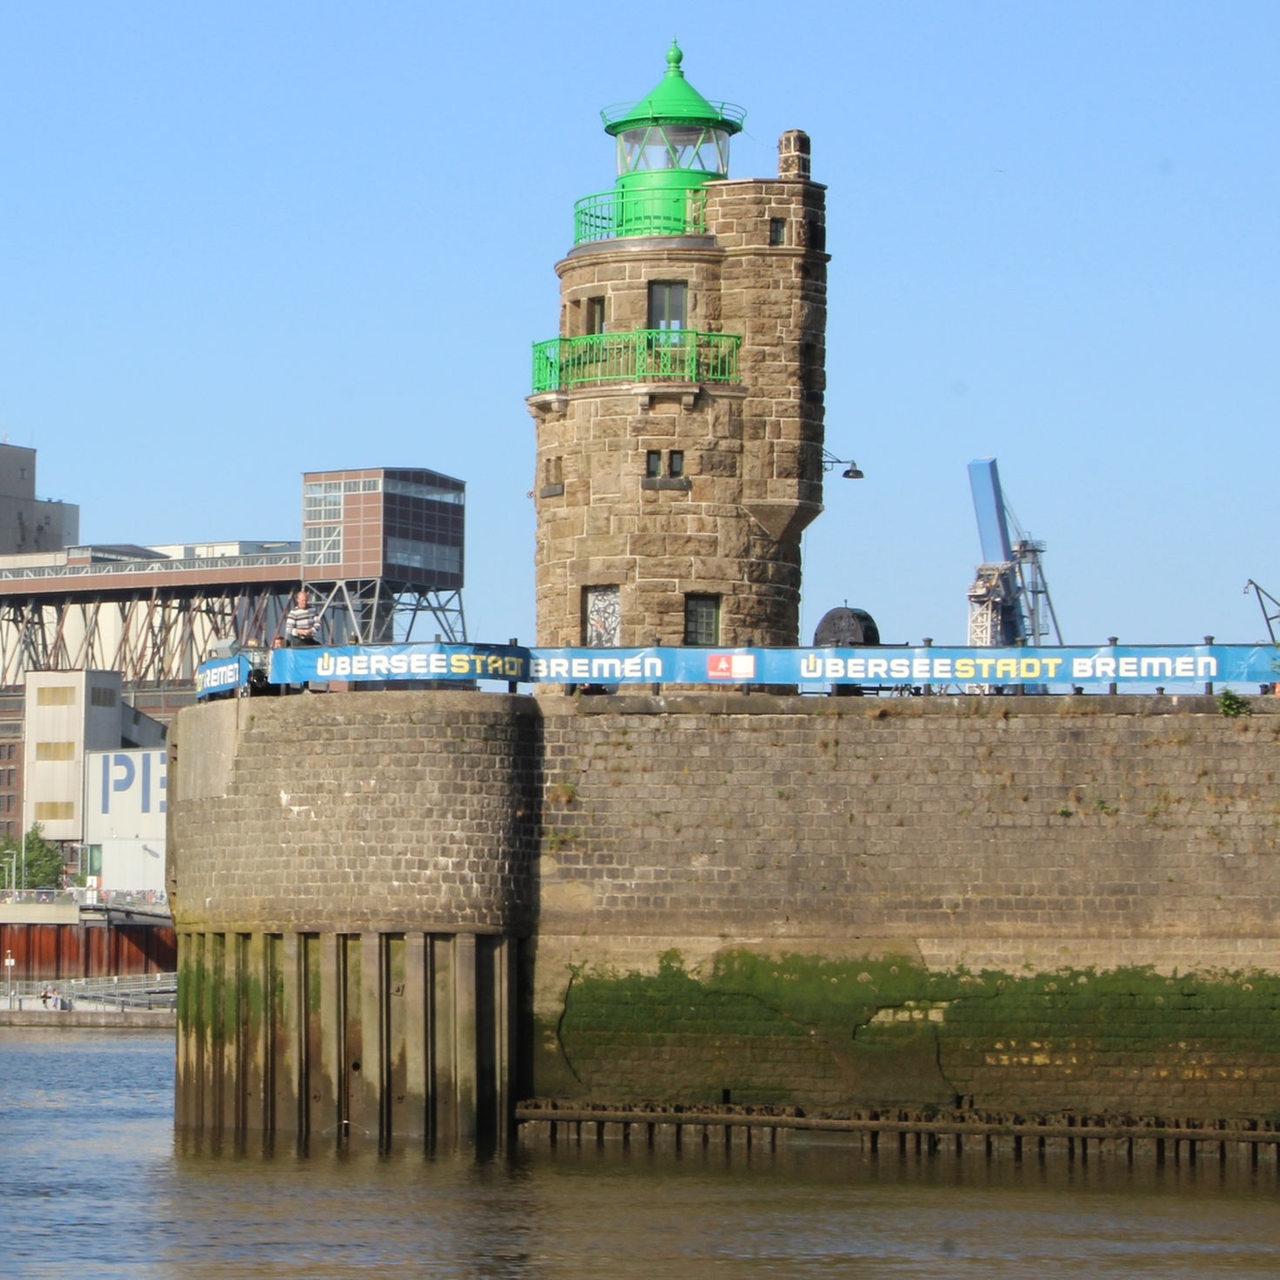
(2, 1030), (1280, 1278)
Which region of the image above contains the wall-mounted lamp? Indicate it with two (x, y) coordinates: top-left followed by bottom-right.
(822, 450), (864, 480)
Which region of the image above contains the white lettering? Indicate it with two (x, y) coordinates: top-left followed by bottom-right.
(201, 664), (240, 690)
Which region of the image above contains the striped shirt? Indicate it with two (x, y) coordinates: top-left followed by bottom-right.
(287, 601), (319, 641)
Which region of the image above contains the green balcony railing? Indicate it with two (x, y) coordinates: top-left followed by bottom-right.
(573, 187), (708, 245)
(531, 329), (741, 394)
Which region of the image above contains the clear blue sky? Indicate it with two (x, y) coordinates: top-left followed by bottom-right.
(1, 2), (1276, 650)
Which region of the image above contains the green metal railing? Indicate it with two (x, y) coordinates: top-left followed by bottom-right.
(573, 187), (708, 245)
(531, 329), (741, 393)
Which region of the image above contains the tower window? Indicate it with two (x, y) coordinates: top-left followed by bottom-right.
(684, 594), (720, 646)
(769, 217), (786, 246)
(668, 450), (684, 478)
(540, 455), (565, 498)
(648, 281), (687, 331)
(583, 585), (621, 647)
(645, 451), (662, 478)
(586, 296), (606, 335)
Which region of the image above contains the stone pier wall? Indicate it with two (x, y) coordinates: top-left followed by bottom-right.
(168, 694), (539, 1148)
(169, 689), (1280, 1139)
(531, 693), (1280, 1120)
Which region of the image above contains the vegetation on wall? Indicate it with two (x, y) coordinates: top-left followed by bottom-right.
(536, 950), (1280, 1118)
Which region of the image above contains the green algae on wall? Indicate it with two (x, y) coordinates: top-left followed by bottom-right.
(536, 951), (1280, 1119)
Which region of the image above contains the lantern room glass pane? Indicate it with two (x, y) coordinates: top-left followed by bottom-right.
(616, 125), (731, 175)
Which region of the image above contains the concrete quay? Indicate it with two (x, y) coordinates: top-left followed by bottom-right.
(0, 1004), (175, 1029)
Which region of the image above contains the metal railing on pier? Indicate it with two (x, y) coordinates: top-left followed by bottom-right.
(8, 972), (177, 1012)
(0, 888), (169, 910)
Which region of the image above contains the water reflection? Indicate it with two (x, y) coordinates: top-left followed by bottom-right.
(2, 1030), (1279, 1278)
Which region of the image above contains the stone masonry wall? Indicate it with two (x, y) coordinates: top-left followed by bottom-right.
(528, 171), (828, 651)
(531, 693), (1280, 1119)
(169, 689), (1280, 1124)
(169, 693), (541, 934)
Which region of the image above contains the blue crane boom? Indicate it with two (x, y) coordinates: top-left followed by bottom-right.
(968, 458), (1014, 566)
(966, 457), (1062, 651)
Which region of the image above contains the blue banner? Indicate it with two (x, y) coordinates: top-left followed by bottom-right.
(528, 644), (1277, 687)
(195, 654), (252, 697)
(196, 643), (1280, 698)
(270, 642), (530, 686)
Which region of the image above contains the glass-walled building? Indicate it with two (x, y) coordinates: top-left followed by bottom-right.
(301, 467), (464, 589)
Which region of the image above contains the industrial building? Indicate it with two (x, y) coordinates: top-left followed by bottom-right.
(0, 449), (467, 868)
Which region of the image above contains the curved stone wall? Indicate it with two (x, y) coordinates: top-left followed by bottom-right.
(169, 692), (539, 934)
(168, 692), (538, 1149)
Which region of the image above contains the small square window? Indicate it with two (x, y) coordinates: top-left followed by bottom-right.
(668, 450), (684, 478)
(645, 450), (662, 478)
(684, 594), (720, 646)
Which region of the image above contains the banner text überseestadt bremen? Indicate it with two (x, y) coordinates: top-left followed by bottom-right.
(526, 645), (1267, 686)
(273, 643), (529, 685)
(235, 642), (1280, 696)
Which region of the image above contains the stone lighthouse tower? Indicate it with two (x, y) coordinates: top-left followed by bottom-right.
(528, 44), (829, 652)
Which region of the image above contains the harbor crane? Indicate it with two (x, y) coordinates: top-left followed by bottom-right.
(1244, 580), (1280, 645)
(967, 458), (1062, 648)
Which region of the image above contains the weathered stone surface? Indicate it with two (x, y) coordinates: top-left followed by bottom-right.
(171, 692), (1280, 1123)
(528, 158), (828, 650)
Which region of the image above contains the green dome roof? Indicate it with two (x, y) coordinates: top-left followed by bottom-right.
(601, 42), (745, 136)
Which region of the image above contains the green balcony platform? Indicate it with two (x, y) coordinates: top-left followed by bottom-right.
(531, 330), (741, 394)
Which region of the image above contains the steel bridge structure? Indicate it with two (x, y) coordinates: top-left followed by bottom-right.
(0, 465), (469, 695)
(0, 548), (465, 691)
